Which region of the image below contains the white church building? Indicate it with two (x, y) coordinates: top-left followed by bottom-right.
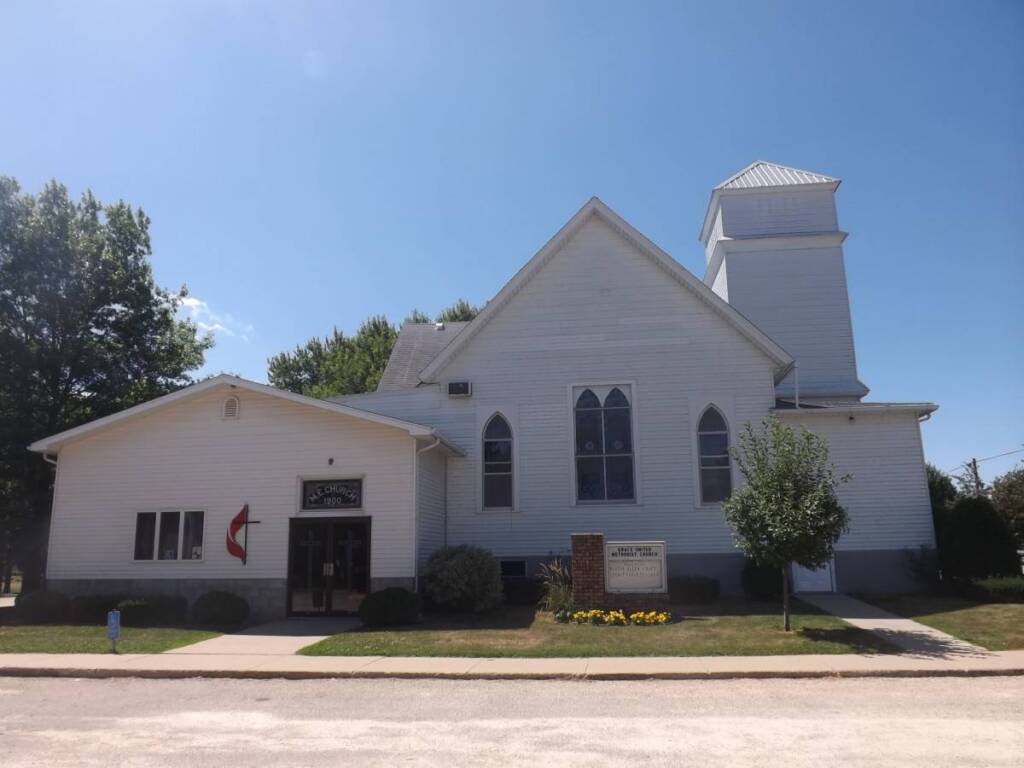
(30, 162), (938, 620)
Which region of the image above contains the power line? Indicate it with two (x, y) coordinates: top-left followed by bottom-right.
(946, 446), (1024, 474)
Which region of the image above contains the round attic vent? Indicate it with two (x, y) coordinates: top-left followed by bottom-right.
(222, 395), (240, 420)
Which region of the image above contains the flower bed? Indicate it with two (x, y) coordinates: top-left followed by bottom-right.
(560, 608), (672, 626)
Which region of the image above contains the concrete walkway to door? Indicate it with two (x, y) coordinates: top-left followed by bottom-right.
(799, 593), (989, 658)
(165, 618), (360, 656)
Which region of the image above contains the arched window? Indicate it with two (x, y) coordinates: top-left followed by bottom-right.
(574, 387), (635, 502)
(482, 414), (513, 509)
(698, 406), (731, 503)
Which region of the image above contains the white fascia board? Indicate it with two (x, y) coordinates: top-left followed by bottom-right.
(773, 403), (939, 418)
(27, 374), (460, 454)
(420, 197), (795, 382)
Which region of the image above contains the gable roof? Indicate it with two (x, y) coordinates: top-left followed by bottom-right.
(700, 160), (840, 243)
(378, 321), (469, 391)
(418, 197), (794, 384)
(715, 161), (837, 190)
(28, 374), (464, 455)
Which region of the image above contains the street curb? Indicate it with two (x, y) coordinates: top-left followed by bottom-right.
(2, 666), (1023, 682)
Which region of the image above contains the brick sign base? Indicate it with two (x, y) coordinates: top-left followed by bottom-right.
(570, 532), (670, 611)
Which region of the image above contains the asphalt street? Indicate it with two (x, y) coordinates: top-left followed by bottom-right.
(1, 675), (1021, 767)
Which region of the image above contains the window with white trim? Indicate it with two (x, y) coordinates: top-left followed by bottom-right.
(573, 386), (635, 502)
(482, 414), (513, 509)
(698, 406), (732, 503)
(134, 510), (204, 561)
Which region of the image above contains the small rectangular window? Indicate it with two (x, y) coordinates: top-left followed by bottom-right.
(499, 560), (527, 579)
(182, 511), (204, 560)
(134, 512), (156, 560)
(158, 511), (180, 560)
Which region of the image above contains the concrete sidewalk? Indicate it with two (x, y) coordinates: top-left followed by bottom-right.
(1, 649), (1022, 681)
(166, 618), (359, 656)
(798, 593), (989, 657)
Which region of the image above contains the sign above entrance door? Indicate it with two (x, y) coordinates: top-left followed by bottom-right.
(302, 479), (363, 510)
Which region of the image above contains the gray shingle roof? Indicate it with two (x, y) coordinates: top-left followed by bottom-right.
(377, 322), (470, 391)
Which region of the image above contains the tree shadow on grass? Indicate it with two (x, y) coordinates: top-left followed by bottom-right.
(797, 626), (899, 654)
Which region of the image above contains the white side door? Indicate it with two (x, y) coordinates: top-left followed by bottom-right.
(791, 560), (835, 593)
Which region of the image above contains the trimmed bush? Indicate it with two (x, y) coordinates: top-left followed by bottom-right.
(14, 590), (70, 624)
(117, 599), (154, 627)
(741, 559), (785, 600)
(191, 590), (250, 627)
(358, 588), (421, 627)
(940, 497), (1020, 579)
(114, 596), (188, 627)
(423, 545), (504, 613)
(69, 594), (125, 625)
(503, 578), (544, 606)
(971, 576), (1024, 603)
(668, 575), (720, 604)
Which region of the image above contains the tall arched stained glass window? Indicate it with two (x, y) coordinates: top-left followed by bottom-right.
(574, 387), (635, 502)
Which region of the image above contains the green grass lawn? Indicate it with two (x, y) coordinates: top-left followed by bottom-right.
(301, 600), (894, 658)
(859, 594), (1024, 651)
(0, 624), (219, 654)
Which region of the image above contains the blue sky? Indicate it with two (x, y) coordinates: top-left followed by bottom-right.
(2, 1), (1021, 480)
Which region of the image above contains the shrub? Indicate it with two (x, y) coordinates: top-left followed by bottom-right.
(503, 578), (544, 606)
(69, 594), (125, 625)
(358, 588), (421, 627)
(972, 576), (1024, 603)
(538, 559), (574, 613)
(114, 595), (188, 627)
(117, 599), (154, 627)
(14, 590), (70, 624)
(423, 545), (504, 613)
(741, 559), (786, 600)
(668, 575), (720, 604)
(191, 590), (250, 627)
(940, 497), (1020, 579)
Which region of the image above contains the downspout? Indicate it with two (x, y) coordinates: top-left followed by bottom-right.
(414, 437), (443, 592)
(43, 453), (58, 466)
(793, 363), (800, 409)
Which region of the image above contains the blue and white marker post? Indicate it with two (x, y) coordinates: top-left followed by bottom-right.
(106, 609), (121, 654)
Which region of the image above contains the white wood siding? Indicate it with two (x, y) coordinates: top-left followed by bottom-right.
(719, 190), (838, 238)
(416, 446), (447, 565)
(782, 411), (936, 551)
(47, 386), (416, 581)
(722, 247), (861, 396)
(361, 216), (781, 557)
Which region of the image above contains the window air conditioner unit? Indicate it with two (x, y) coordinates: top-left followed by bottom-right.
(447, 381), (472, 398)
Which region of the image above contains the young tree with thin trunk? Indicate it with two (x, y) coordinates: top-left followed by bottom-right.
(723, 417), (850, 631)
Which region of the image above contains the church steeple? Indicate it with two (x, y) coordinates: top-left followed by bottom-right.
(701, 161), (868, 401)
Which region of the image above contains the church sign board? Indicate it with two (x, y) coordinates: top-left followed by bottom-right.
(604, 541), (667, 594)
(302, 479), (363, 511)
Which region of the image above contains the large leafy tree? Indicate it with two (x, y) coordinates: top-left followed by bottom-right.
(723, 417), (849, 630)
(436, 298), (479, 323)
(268, 316), (398, 398)
(926, 463), (959, 546)
(269, 299), (479, 398)
(991, 466), (1024, 550)
(0, 177), (212, 590)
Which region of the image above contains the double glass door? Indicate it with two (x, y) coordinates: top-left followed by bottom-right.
(289, 517), (370, 615)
